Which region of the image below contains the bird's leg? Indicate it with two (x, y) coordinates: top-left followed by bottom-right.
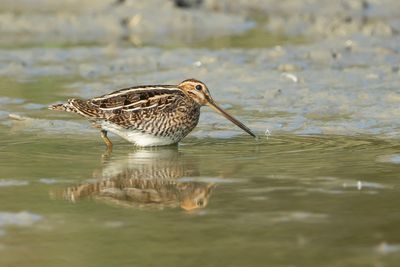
(100, 130), (113, 152)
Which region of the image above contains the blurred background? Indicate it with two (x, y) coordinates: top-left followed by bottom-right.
(1, 1), (400, 266)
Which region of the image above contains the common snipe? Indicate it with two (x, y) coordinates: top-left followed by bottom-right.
(49, 79), (255, 149)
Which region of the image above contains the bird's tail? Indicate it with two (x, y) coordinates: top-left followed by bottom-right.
(49, 99), (105, 119)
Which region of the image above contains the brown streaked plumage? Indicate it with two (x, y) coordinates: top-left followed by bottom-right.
(49, 79), (256, 149)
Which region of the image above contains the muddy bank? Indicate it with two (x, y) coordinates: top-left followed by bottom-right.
(1, 0), (400, 139)
(1, 33), (400, 138)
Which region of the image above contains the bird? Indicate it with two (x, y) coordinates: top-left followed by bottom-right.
(49, 78), (256, 150)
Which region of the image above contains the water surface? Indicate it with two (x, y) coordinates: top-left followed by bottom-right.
(1, 5), (400, 264)
(1, 123), (400, 266)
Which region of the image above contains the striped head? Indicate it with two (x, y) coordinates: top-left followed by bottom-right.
(178, 79), (212, 106)
(178, 79), (256, 138)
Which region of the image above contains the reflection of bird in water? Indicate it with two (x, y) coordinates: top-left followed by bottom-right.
(64, 148), (214, 211)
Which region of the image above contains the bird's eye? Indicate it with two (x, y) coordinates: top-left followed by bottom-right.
(195, 84), (202, 91)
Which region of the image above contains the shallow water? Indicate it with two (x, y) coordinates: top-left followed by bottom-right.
(2, 1), (400, 265)
(1, 120), (400, 266)
(1, 47), (400, 267)
(1, 51), (400, 266)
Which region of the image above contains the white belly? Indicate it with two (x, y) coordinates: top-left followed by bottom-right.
(101, 122), (176, 147)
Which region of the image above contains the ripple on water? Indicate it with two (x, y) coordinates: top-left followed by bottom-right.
(375, 242), (400, 255)
(240, 176), (387, 197)
(38, 178), (72, 184)
(0, 179), (29, 187)
(235, 211), (328, 226)
(4, 114), (95, 135)
(22, 103), (46, 110)
(269, 212), (328, 223)
(0, 111), (9, 120)
(239, 134), (392, 158)
(0, 97), (24, 105)
(0, 211), (42, 227)
(178, 177), (248, 183)
(191, 129), (241, 139)
(376, 154), (400, 164)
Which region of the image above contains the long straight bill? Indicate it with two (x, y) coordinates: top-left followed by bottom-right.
(207, 101), (256, 138)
